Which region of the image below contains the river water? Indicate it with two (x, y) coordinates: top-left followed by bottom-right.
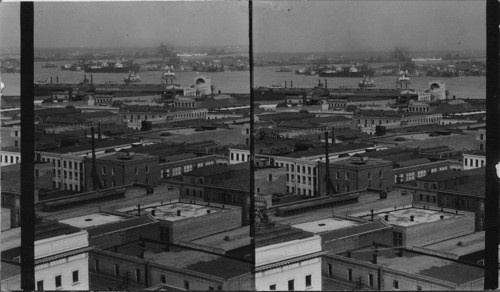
(1, 63), (485, 99)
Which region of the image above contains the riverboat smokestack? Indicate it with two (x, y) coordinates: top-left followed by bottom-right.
(325, 131), (330, 196)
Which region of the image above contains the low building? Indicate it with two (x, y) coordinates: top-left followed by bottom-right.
(89, 240), (253, 291)
(255, 223), (323, 291)
(1, 219), (92, 291)
(323, 244), (484, 290)
(358, 207), (476, 248)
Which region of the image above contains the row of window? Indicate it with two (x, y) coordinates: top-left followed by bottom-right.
(286, 186), (316, 196)
(54, 169), (83, 181)
(280, 163), (314, 175)
(464, 157), (485, 168)
(161, 161), (215, 178)
(394, 166), (448, 183)
(36, 270), (79, 291)
(335, 170), (383, 181)
(268, 275), (312, 291)
(286, 174), (314, 185)
(54, 181), (81, 192)
(230, 152), (250, 162)
(0, 154), (20, 164)
(42, 157), (83, 172)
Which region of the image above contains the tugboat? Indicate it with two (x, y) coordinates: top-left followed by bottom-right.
(124, 72), (141, 83)
(358, 76), (375, 88)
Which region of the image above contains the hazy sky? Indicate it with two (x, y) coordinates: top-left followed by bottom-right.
(254, 1), (486, 53)
(0, 2), (20, 50)
(33, 1), (249, 49)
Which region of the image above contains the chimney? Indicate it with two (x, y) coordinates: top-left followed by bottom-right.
(137, 204), (141, 216)
(370, 209), (374, 221)
(151, 209), (156, 216)
(207, 209), (211, 214)
(440, 215), (444, 219)
(218, 90), (221, 94)
(347, 251), (352, 258)
(410, 215), (414, 222)
(325, 131), (330, 195)
(372, 251), (378, 264)
(384, 214), (389, 221)
(177, 210), (181, 216)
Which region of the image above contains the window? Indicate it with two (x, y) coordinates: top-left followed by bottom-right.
(288, 279), (294, 291)
(114, 264), (120, 276)
(134, 167), (138, 175)
(348, 269), (353, 281)
(368, 273), (373, 287)
(328, 264), (333, 276)
(368, 172), (372, 180)
(136, 269), (141, 282)
(268, 174), (273, 181)
(291, 165), (295, 172)
(73, 270), (79, 283)
(183, 165), (192, 173)
(336, 172), (340, 179)
(230, 153), (234, 160)
(112, 168), (115, 175)
(393, 231), (403, 246)
(161, 275), (166, 284)
(393, 280), (399, 289)
(308, 167), (311, 174)
(146, 165), (150, 173)
(37, 281), (44, 291)
(345, 173), (350, 180)
(55, 275), (62, 288)
(426, 195), (430, 202)
(63, 161), (67, 168)
(172, 167), (181, 176)
(184, 280), (189, 290)
(269, 284), (276, 290)
(417, 170), (426, 178)
(297, 166), (301, 173)
(305, 275), (312, 287)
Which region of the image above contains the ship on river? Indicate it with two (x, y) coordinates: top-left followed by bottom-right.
(84, 62), (140, 73)
(319, 65), (374, 78)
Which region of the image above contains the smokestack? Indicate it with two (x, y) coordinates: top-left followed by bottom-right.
(325, 131), (330, 196)
(137, 204), (141, 216)
(91, 127), (97, 191)
(370, 209), (374, 221)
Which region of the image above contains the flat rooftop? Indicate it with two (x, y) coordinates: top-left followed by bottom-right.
(123, 202), (223, 222)
(360, 208), (463, 227)
(422, 231), (484, 257)
(190, 226), (250, 252)
(292, 217), (361, 234)
(112, 241), (252, 279)
(343, 247), (484, 285)
(59, 212), (130, 229)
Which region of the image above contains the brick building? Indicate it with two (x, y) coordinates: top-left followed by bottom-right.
(318, 156), (394, 195)
(84, 150), (160, 190)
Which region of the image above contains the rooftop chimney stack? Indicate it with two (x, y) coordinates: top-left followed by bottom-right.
(370, 209), (374, 221)
(410, 215), (414, 222)
(372, 251), (378, 264)
(384, 214), (389, 221)
(177, 210), (181, 216)
(137, 204), (141, 216)
(325, 131), (330, 195)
